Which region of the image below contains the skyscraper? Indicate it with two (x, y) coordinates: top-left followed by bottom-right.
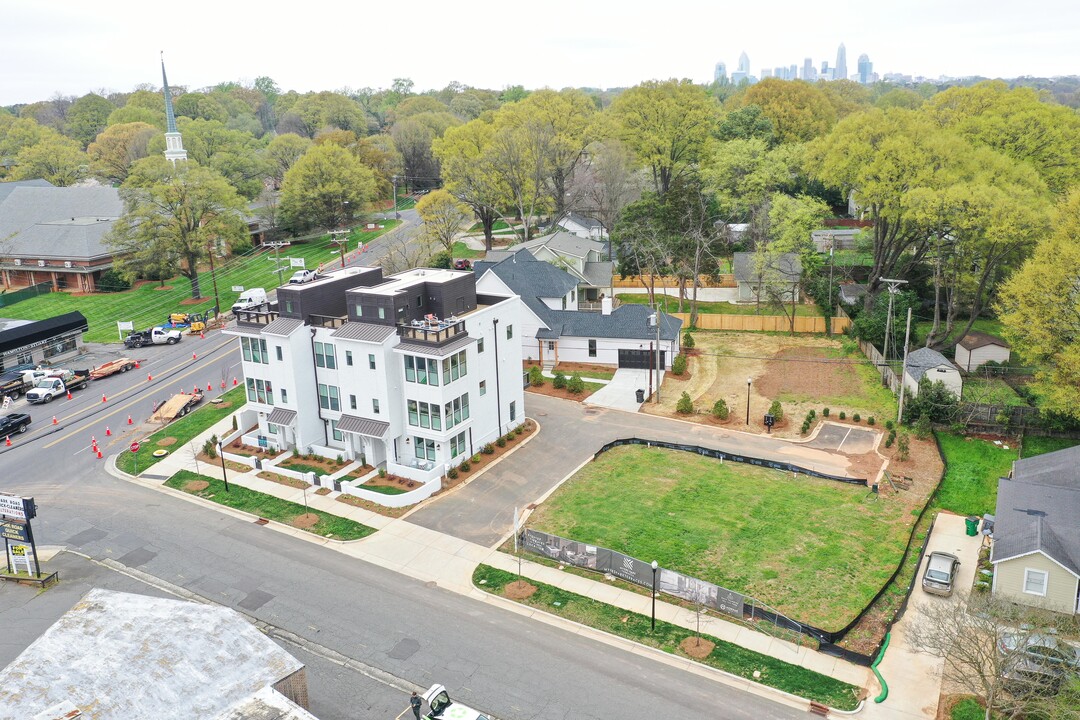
(160, 54), (187, 165)
(714, 62), (728, 84)
(835, 43), (848, 82)
(801, 58), (817, 81)
(857, 54), (873, 84)
(730, 51), (751, 84)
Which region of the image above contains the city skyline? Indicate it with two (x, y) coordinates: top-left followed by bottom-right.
(2, 0), (1079, 105)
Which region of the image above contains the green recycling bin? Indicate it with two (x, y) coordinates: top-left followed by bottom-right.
(965, 516), (979, 537)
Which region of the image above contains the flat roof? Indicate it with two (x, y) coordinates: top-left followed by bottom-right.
(350, 267), (470, 296)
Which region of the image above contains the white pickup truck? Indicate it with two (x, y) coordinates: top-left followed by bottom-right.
(124, 327), (183, 348)
(26, 369), (91, 404)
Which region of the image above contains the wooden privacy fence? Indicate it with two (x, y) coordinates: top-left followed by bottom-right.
(613, 274), (737, 289)
(672, 313), (851, 334)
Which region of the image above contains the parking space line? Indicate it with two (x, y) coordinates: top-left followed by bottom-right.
(835, 427), (853, 452)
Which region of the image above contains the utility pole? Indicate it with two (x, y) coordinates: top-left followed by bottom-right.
(880, 277), (908, 365)
(827, 241), (835, 336)
(897, 307), (913, 424)
(266, 241), (291, 287)
(392, 175), (399, 219)
(206, 240), (221, 316)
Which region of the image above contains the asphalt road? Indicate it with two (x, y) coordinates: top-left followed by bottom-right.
(0, 240), (806, 719)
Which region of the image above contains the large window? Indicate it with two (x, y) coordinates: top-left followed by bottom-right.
(241, 337), (269, 364)
(318, 383), (340, 411)
(246, 378), (274, 405)
(510, 400), (516, 422)
(450, 431), (467, 459)
(44, 337), (77, 359)
(444, 393), (470, 430)
(314, 341), (336, 369)
(506, 324), (513, 340)
(441, 350), (468, 383)
(407, 400), (441, 430)
(1024, 568), (1048, 596)
(404, 356), (440, 385)
(414, 437), (436, 462)
(331, 419), (343, 442)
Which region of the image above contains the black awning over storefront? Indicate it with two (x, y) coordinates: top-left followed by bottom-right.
(0, 312), (88, 356)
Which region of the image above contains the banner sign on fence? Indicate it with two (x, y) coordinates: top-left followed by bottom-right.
(520, 529), (745, 619)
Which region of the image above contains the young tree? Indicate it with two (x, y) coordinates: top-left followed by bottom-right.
(279, 143), (377, 233)
(416, 189), (471, 254)
(569, 138), (642, 256)
(107, 157), (247, 300)
(433, 119), (506, 249)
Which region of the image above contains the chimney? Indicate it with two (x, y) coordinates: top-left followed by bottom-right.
(601, 297), (612, 315)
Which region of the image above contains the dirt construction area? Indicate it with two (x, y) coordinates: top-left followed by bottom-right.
(646, 331), (897, 440)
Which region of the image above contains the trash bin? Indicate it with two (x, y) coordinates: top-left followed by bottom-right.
(965, 516), (979, 537)
(635, 389), (645, 403)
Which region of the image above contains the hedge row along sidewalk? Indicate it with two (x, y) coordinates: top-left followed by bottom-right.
(472, 565), (861, 711)
(116, 385), (247, 476)
(166, 470), (375, 541)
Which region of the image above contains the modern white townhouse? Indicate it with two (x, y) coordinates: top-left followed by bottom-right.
(225, 265), (524, 483)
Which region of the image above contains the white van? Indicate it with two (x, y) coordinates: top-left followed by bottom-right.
(231, 288), (267, 313)
(421, 685), (490, 720)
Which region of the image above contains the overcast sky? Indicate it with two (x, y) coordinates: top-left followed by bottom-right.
(4, 0), (1078, 106)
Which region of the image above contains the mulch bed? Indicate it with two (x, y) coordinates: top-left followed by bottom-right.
(278, 455), (350, 474)
(290, 513), (319, 529)
(503, 580), (537, 600)
(183, 480), (209, 492)
(679, 636), (716, 660)
(362, 474), (419, 490)
(315, 487), (332, 496)
(526, 384), (595, 401)
(157, 437), (177, 447)
(336, 493), (411, 518)
(257, 471), (310, 489)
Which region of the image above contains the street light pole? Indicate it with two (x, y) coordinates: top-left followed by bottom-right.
(746, 377), (752, 426)
(651, 560), (659, 631)
(206, 240), (221, 317)
(217, 441), (230, 493)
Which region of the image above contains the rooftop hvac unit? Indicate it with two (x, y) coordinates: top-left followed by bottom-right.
(64, 261), (72, 268)
(37, 260), (45, 267)
(13, 259), (20, 265)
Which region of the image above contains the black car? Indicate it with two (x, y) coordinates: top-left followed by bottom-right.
(0, 413), (31, 437)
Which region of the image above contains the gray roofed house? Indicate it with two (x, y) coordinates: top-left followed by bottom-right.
(838, 283), (868, 306)
(493, 231), (613, 309)
(561, 212), (607, 239)
(955, 330), (1011, 372)
(991, 445), (1080, 615)
(732, 252), (802, 303)
(0, 182), (124, 293)
(902, 347), (962, 398)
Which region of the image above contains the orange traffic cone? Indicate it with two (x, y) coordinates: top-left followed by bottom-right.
(220, 380), (226, 389)
(96, 449), (103, 459)
(134, 360), (140, 369)
(67, 391), (72, 400)
(192, 352), (197, 361)
(193, 385), (199, 395)
(200, 331), (205, 339)
(105, 426), (112, 436)
(52, 416), (58, 425)
(5, 436), (10, 447)
(102, 393), (107, 403)
(147, 373), (152, 382)
(207, 383), (212, 392)
(232, 377), (238, 386)
(127, 415), (133, 425)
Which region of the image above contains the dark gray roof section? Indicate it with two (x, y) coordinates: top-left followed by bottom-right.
(992, 470), (1080, 576)
(838, 283), (867, 305)
(331, 322), (397, 343)
(0, 179), (52, 204)
(0, 185), (122, 261)
(1012, 444), (1080, 490)
(905, 347), (956, 382)
(337, 414), (389, 437)
(262, 318), (304, 336)
(266, 408), (297, 426)
(395, 334), (476, 357)
(539, 304), (682, 342)
(958, 331), (1009, 351)
(582, 261), (614, 288)
(732, 252), (802, 284)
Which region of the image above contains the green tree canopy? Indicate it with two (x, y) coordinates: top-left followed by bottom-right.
(279, 143), (377, 233)
(87, 121), (159, 183)
(732, 78), (836, 144)
(66, 93), (116, 148)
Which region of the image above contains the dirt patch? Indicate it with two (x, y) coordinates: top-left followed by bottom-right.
(196, 452), (250, 473)
(315, 487), (331, 496)
(290, 512), (320, 529)
(679, 636), (716, 659)
(156, 437), (177, 447)
(756, 347), (851, 405)
(257, 471), (310, 489)
(183, 480), (209, 492)
(152, 285), (174, 291)
(503, 580), (537, 600)
(179, 297), (213, 306)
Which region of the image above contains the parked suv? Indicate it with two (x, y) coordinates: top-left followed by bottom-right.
(921, 551), (960, 596)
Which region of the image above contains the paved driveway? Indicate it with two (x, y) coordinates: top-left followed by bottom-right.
(407, 394), (872, 546)
(583, 368), (654, 411)
(806, 422), (880, 455)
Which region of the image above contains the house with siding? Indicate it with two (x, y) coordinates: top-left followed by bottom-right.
(902, 347), (963, 399)
(475, 253), (680, 370)
(483, 232), (613, 310)
(225, 264), (524, 485)
(991, 445), (1080, 615)
(954, 331), (1010, 372)
(732, 252), (802, 303)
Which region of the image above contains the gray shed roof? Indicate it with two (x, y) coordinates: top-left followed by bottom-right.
(262, 317), (304, 336)
(0, 185), (122, 261)
(337, 414), (389, 437)
(905, 347), (957, 382)
(331, 322), (397, 343)
(564, 212), (603, 230)
(266, 408), (297, 427)
(582, 261), (614, 288)
(732, 252), (802, 284)
(396, 334), (476, 357)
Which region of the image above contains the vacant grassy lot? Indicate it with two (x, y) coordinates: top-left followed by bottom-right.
(1020, 436), (1079, 458)
(616, 293), (820, 316)
(2, 223), (398, 343)
(116, 386), (245, 475)
(526, 445), (919, 633)
(913, 318), (1005, 348)
(961, 378), (1027, 407)
(474, 565), (860, 710)
(166, 470), (374, 540)
(934, 434), (1016, 517)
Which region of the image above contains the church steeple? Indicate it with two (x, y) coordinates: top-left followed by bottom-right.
(160, 52), (187, 165)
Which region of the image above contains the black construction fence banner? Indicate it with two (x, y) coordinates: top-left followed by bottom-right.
(593, 438), (867, 485)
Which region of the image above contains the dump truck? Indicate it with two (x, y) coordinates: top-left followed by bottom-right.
(90, 357), (137, 380)
(25, 369), (91, 404)
(124, 327), (182, 348)
(151, 390), (204, 422)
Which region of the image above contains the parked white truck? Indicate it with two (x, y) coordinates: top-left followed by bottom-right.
(124, 327), (183, 348)
(230, 288), (268, 313)
(26, 369), (91, 404)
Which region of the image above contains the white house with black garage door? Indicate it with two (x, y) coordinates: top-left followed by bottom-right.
(475, 254), (680, 369)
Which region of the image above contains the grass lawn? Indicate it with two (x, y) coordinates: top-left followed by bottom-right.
(617, 293), (820, 317)
(276, 462), (333, 477)
(1021, 436), (1079, 458)
(933, 433), (1015, 517)
(2, 223), (399, 343)
(961, 378), (1028, 407)
(166, 470), (374, 540)
(913, 318), (1005, 348)
(451, 241), (484, 259)
(358, 483), (408, 495)
(116, 386), (245, 475)
(468, 220), (512, 233)
(473, 565), (860, 710)
(526, 445), (916, 633)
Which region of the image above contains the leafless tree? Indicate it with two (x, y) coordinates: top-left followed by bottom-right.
(569, 140), (642, 259)
(378, 231), (436, 275)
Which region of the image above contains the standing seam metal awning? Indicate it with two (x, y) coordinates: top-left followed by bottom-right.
(337, 414), (390, 438)
(266, 408), (297, 426)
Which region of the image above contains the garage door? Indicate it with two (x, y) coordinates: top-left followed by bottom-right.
(618, 349), (665, 369)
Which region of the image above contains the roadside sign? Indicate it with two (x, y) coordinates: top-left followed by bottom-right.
(130, 442), (140, 453)
(231, 285), (244, 292)
(289, 258), (306, 268)
(0, 493), (35, 521)
(117, 321), (134, 341)
(1, 519), (28, 542)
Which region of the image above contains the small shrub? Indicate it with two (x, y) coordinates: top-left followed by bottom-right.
(203, 439), (218, 459)
(471, 454), (481, 464)
(884, 435), (894, 448)
(336, 454), (345, 465)
(913, 414), (932, 440)
(839, 411), (846, 420)
(378, 468), (387, 478)
(768, 400), (784, 422)
(896, 433), (911, 461)
(567, 374), (585, 394)
(292, 447), (300, 457)
(482, 443), (495, 455)
(672, 354), (688, 376)
(885, 419), (895, 431)
(801, 421), (810, 435)
(823, 407), (830, 417)
(808, 409), (816, 419)
(528, 365), (545, 387)
(447, 467), (459, 480)
(853, 413), (861, 423)
(232, 439), (241, 448)
(867, 416), (875, 426)
(552, 371), (567, 389)
(683, 331), (695, 349)
(712, 399), (729, 420)
(460, 461), (471, 472)
(676, 391), (694, 414)
(514, 425), (524, 436)
(496, 436), (507, 448)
